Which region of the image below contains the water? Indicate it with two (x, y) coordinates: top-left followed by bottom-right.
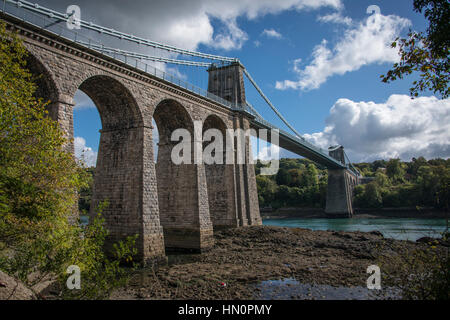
(80, 215), (89, 226)
(263, 217), (448, 241)
(81, 215), (447, 241)
(254, 278), (400, 300)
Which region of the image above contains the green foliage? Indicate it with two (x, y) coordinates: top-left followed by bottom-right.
(0, 23), (137, 299)
(256, 156), (449, 210)
(381, 0), (449, 98)
(256, 159), (327, 208)
(59, 204), (138, 300)
(354, 182), (382, 208)
(375, 171), (390, 188)
(78, 167), (94, 215)
(275, 168), (292, 186)
(256, 175), (277, 207)
(379, 232), (450, 300)
(386, 159), (406, 183)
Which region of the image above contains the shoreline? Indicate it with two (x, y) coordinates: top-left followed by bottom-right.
(110, 226), (447, 300)
(260, 207), (448, 219)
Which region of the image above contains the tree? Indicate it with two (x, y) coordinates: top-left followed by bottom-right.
(0, 22), (136, 299)
(287, 168), (304, 187)
(256, 175), (277, 206)
(408, 156), (428, 176)
(416, 165), (440, 206)
(381, 0), (449, 98)
(364, 183), (383, 208)
(305, 164), (319, 188)
(375, 171), (390, 188)
(386, 159), (406, 183)
(276, 168), (292, 186)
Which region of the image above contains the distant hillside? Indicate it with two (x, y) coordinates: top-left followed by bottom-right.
(255, 157), (450, 210)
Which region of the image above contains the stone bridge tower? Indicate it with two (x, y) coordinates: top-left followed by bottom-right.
(207, 62), (246, 106)
(207, 62), (261, 228)
(325, 146), (358, 218)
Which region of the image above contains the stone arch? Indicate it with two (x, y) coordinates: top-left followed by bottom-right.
(22, 50), (70, 130)
(153, 99), (213, 252)
(78, 75), (143, 131)
(202, 114), (239, 229)
(75, 75), (153, 256)
(153, 98), (194, 165)
(24, 52), (60, 103)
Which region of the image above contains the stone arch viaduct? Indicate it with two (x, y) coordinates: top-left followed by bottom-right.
(2, 13), (359, 264)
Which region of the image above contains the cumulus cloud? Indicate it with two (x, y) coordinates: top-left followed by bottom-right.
(262, 29), (283, 39)
(210, 19), (249, 51)
(276, 12), (410, 91)
(303, 95), (450, 162)
(74, 137), (98, 167)
(256, 144), (281, 161)
(39, 0), (342, 51)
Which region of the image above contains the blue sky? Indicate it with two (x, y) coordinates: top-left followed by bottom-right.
(39, 0), (448, 166)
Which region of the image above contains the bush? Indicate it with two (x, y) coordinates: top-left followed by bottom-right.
(379, 232), (449, 300)
(0, 22), (137, 299)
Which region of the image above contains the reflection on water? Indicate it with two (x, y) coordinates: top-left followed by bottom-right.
(263, 218), (447, 241)
(254, 278), (400, 300)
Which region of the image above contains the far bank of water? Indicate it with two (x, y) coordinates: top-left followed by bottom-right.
(263, 217), (447, 241)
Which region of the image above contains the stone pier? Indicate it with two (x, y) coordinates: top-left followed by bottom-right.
(325, 146), (358, 218)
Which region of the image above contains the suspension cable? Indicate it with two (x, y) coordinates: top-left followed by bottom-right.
(243, 69), (303, 139)
(80, 42), (213, 67)
(245, 102), (263, 119)
(343, 150), (361, 176)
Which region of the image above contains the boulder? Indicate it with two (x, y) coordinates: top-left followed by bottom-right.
(0, 270), (36, 300)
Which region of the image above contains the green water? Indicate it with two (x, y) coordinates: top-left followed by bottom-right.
(263, 218), (448, 241)
(81, 215), (447, 241)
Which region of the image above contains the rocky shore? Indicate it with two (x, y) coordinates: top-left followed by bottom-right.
(111, 226), (447, 300)
(260, 207), (448, 219)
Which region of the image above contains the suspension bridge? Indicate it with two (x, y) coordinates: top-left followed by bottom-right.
(1, 0), (362, 262)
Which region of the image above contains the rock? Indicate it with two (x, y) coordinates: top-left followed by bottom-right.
(0, 270), (36, 300)
(369, 231), (384, 238)
(416, 236), (449, 247)
(416, 236), (435, 244)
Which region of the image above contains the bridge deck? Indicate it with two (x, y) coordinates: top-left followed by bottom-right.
(249, 117), (347, 169)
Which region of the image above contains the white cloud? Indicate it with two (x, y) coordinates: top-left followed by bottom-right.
(256, 144), (281, 161)
(317, 12), (352, 25)
(41, 0), (342, 51)
(74, 137), (98, 167)
(276, 13), (411, 91)
(73, 90), (95, 110)
(303, 95), (450, 162)
(210, 19), (249, 50)
(262, 28), (283, 39)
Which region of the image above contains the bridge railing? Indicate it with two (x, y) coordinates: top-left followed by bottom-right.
(244, 103), (361, 173)
(1, 0), (245, 112)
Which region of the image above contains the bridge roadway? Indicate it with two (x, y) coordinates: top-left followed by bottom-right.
(249, 116), (347, 170)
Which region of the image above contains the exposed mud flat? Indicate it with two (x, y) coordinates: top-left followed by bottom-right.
(111, 226), (444, 300)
